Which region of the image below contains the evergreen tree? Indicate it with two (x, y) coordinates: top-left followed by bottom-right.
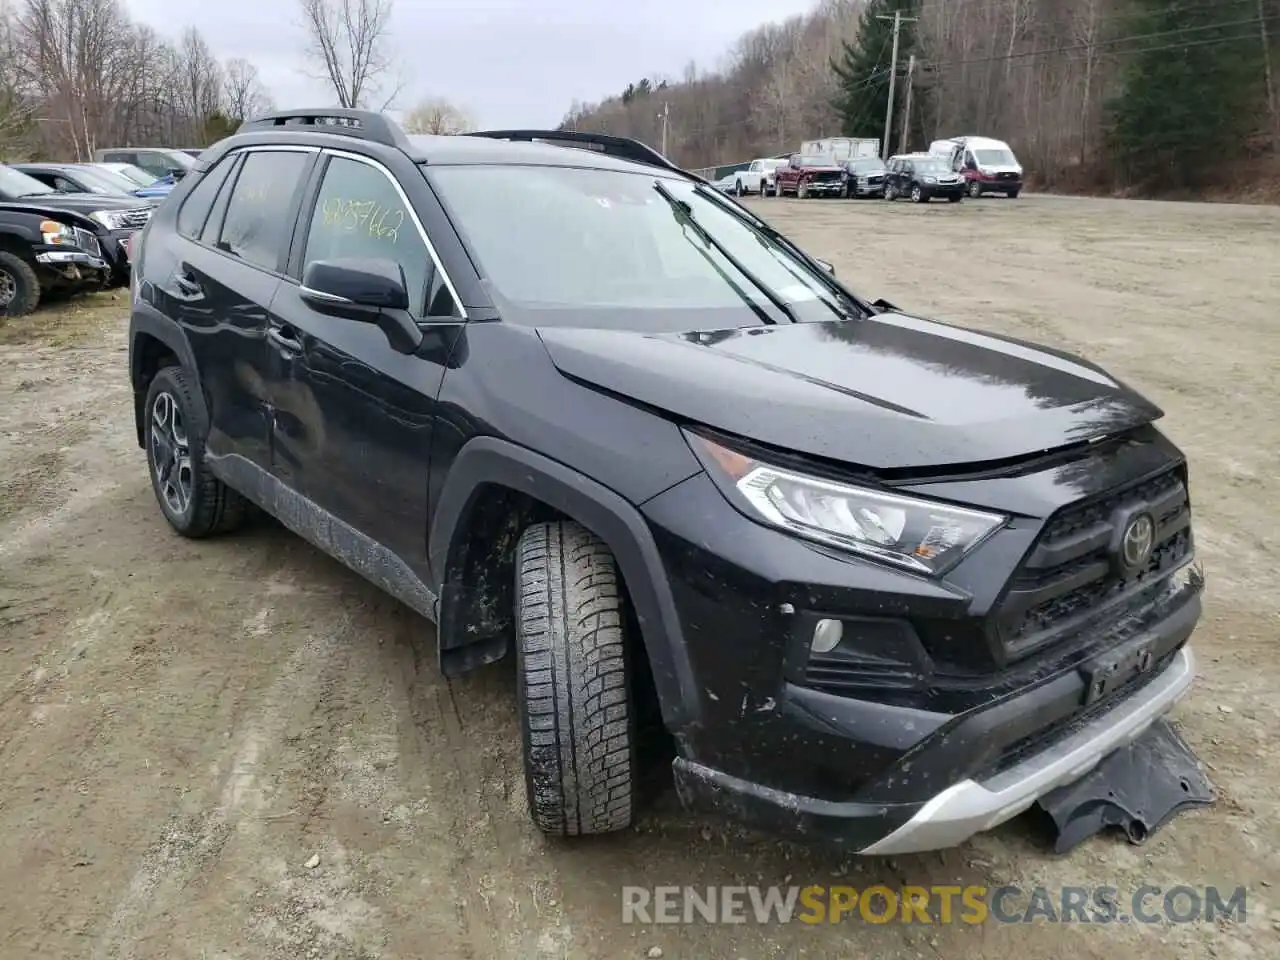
(832, 0), (919, 148)
(1108, 0), (1263, 190)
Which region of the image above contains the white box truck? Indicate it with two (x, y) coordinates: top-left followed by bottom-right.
(800, 137), (879, 165)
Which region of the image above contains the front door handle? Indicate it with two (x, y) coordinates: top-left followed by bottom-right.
(174, 271), (201, 296)
(267, 325), (302, 353)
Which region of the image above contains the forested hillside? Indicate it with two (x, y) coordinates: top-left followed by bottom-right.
(559, 0), (1280, 196)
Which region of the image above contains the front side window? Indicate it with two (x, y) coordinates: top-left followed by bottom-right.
(302, 155), (445, 316)
(429, 164), (849, 331)
(217, 150), (310, 270)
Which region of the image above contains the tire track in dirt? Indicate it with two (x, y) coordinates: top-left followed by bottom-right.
(91, 608), (357, 960)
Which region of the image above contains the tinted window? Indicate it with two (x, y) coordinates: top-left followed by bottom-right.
(302, 155), (444, 315)
(178, 156), (237, 239)
(0, 164), (55, 199)
(218, 150), (309, 271)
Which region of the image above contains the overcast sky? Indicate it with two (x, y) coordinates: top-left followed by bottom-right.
(121, 0), (821, 128)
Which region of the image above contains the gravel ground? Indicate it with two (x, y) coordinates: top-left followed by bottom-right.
(0, 194), (1276, 959)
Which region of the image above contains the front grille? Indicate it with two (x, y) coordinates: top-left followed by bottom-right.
(74, 228), (101, 257)
(864, 175), (884, 184)
(993, 467), (1192, 660)
(810, 171), (843, 183)
(116, 208), (152, 230)
(996, 171), (1019, 181)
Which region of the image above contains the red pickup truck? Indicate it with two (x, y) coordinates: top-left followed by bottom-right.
(773, 153), (845, 199)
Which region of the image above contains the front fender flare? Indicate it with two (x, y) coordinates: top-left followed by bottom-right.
(429, 435), (703, 733)
(129, 303), (205, 447)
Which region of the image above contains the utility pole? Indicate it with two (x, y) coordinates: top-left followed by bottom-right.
(1260, 0), (1277, 151)
(899, 54), (916, 155)
(660, 101), (670, 156)
(876, 8), (917, 161)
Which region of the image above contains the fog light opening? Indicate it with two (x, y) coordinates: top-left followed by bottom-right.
(811, 618), (843, 655)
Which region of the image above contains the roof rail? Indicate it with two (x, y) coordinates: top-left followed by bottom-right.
(236, 108), (413, 151)
(464, 129), (687, 175)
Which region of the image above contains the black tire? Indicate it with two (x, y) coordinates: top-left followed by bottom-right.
(0, 251), (40, 318)
(735, 180), (744, 197)
(515, 520), (636, 836)
(911, 185), (926, 203)
(884, 184), (896, 201)
(948, 194), (963, 203)
(1009, 189), (1020, 199)
(144, 365), (249, 538)
(968, 180), (983, 199)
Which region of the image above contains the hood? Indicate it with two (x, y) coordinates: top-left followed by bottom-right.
(0, 200), (101, 230)
(536, 315), (1162, 471)
(1, 192), (148, 214)
(979, 164), (1022, 175)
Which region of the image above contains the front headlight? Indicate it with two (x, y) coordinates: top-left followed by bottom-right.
(90, 210), (126, 230)
(39, 219), (75, 245)
(924, 176), (938, 184)
(687, 432), (1007, 575)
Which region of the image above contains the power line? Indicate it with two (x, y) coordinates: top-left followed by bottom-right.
(920, 15), (1278, 70)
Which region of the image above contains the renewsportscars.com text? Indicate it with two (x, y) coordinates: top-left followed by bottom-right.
(621, 884), (1248, 926)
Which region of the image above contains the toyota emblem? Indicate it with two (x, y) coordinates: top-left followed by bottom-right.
(1121, 513), (1155, 569)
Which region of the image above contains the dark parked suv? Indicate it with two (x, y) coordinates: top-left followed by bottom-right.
(885, 153), (966, 203)
(128, 110), (1203, 852)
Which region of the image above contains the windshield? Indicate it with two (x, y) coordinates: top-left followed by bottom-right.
(428, 165), (848, 331)
(166, 151), (197, 170)
(974, 148), (1018, 166)
(65, 166), (132, 194)
(760, 159), (785, 170)
(107, 164), (159, 186)
(848, 158), (886, 173)
(913, 159), (951, 175)
(0, 163), (55, 199)
(799, 155), (836, 167)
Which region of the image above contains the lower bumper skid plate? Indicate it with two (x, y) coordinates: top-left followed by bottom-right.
(1036, 717), (1215, 854)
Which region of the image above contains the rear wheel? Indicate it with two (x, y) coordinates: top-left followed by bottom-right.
(515, 520), (636, 836)
(0, 251), (40, 318)
(735, 180), (744, 197)
(948, 194), (963, 203)
(145, 365), (249, 538)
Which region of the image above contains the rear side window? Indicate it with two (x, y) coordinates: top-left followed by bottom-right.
(177, 156), (237, 239)
(217, 150), (310, 271)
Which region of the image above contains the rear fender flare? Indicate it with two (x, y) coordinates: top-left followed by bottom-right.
(428, 436), (702, 733)
(129, 305), (206, 446)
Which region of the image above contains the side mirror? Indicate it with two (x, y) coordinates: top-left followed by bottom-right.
(168, 167), (187, 180)
(301, 257), (424, 354)
(814, 259), (836, 276)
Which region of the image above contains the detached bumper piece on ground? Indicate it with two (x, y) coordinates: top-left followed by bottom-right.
(1037, 717), (1214, 854)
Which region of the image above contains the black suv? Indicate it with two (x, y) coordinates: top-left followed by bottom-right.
(885, 154), (966, 203)
(0, 163), (151, 286)
(128, 110), (1202, 851)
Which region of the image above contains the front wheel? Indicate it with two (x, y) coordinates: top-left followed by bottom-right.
(911, 185), (926, 203)
(884, 184), (896, 201)
(968, 180), (983, 199)
(797, 182), (808, 199)
(1008, 189), (1020, 199)
(0, 251), (40, 318)
(948, 194), (963, 203)
(515, 520), (637, 836)
(735, 180), (744, 197)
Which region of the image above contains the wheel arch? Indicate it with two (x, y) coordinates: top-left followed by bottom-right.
(429, 435), (702, 734)
(129, 308), (202, 448)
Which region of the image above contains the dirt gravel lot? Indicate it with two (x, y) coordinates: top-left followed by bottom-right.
(0, 194), (1277, 960)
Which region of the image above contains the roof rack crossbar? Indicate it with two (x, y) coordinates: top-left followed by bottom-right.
(236, 108), (412, 151)
(464, 129), (687, 175)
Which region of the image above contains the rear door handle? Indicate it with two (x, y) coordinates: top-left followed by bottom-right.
(267, 325), (303, 353)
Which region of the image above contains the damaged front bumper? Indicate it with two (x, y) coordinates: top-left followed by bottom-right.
(860, 644), (1196, 854)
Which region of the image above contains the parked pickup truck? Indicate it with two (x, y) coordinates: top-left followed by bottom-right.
(733, 158), (788, 197)
(0, 202), (112, 317)
(774, 153), (845, 199)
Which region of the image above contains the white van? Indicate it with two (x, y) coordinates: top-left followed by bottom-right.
(929, 136), (1024, 198)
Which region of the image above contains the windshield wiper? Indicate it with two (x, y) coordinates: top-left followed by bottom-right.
(652, 180), (796, 324)
(690, 183), (870, 320)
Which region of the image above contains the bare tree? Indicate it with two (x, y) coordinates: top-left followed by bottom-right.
(298, 0), (401, 109)
(401, 96), (473, 135)
(0, 0), (36, 157)
(224, 57), (273, 122)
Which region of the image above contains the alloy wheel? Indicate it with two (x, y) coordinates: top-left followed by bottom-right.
(0, 269), (15, 309)
(149, 390), (193, 517)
